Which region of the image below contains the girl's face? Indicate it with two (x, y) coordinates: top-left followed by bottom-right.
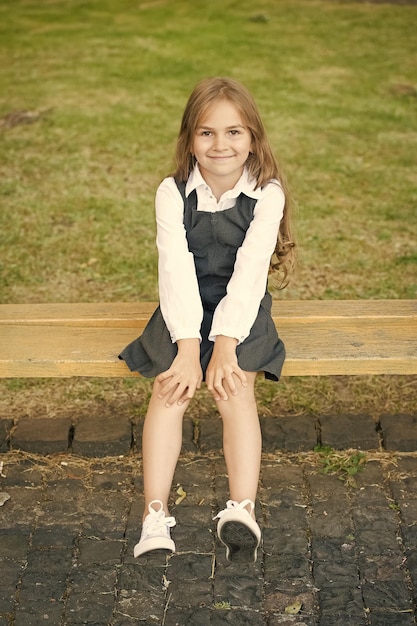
(192, 99), (252, 193)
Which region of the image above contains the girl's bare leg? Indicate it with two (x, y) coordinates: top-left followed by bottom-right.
(141, 380), (189, 518)
(215, 371), (260, 515)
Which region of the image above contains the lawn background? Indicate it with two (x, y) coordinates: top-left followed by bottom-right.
(1, 0), (416, 422)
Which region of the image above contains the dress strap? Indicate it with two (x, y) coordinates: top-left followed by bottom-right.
(174, 178), (187, 201)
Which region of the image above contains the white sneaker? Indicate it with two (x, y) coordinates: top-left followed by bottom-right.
(133, 500), (176, 558)
(214, 499), (261, 563)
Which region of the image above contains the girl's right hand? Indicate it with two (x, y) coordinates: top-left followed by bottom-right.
(156, 338), (203, 407)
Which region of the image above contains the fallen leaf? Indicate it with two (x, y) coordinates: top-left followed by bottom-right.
(0, 492), (11, 507)
(175, 485), (187, 505)
(285, 600), (302, 615)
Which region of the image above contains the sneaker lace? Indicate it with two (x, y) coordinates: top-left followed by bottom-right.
(144, 502), (176, 535)
(213, 498), (254, 520)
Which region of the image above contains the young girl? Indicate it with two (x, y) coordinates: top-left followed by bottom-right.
(120, 76), (295, 563)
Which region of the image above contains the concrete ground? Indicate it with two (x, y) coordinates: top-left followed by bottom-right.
(1, 412), (417, 625)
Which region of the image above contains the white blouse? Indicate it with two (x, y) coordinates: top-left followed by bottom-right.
(155, 165), (285, 345)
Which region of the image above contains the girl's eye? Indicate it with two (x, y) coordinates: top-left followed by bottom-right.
(200, 131), (212, 136)
(229, 129), (241, 136)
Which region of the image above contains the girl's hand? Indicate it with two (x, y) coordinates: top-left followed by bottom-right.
(206, 335), (248, 401)
(156, 338), (203, 407)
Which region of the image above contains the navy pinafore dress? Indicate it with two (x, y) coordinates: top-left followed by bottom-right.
(119, 180), (285, 381)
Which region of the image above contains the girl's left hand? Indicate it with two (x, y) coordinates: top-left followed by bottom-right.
(206, 335), (247, 401)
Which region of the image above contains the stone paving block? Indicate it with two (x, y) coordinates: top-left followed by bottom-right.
(131, 418), (143, 453)
(380, 414), (417, 451)
(69, 566), (118, 598)
(263, 531), (309, 558)
(198, 416), (223, 451)
(173, 524), (214, 553)
(14, 604), (64, 625)
(352, 508), (398, 533)
(397, 499), (417, 526)
(0, 460), (43, 486)
(404, 549), (417, 587)
(91, 469), (132, 490)
(162, 607), (212, 626)
(354, 459), (387, 486)
(172, 460), (214, 506)
(367, 610), (415, 625)
(214, 569), (264, 610)
(362, 580), (412, 611)
(311, 537), (356, 562)
(261, 415), (318, 452)
(25, 549), (72, 575)
(265, 553), (312, 580)
(319, 414), (379, 450)
(174, 504), (214, 527)
(65, 592), (114, 623)
(314, 560), (359, 586)
(309, 499), (354, 538)
(10, 416), (71, 454)
(79, 491), (130, 528)
(262, 462), (305, 489)
(318, 584), (364, 618)
(0, 486), (43, 530)
(355, 529), (403, 556)
(168, 552), (213, 583)
(0, 418), (11, 452)
(182, 416), (199, 453)
(210, 609), (265, 624)
(264, 502), (308, 530)
(393, 456), (417, 475)
(40, 498), (85, 528)
(358, 554), (405, 583)
(263, 586), (316, 618)
(0, 563), (22, 613)
(18, 578), (66, 616)
(268, 617), (317, 626)
(117, 562), (166, 593)
(307, 470), (346, 499)
(114, 588), (165, 622)
(31, 526), (77, 549)
(124, 498), (144, 546)
(71, 413), (132, 456)
(77, 538), (124, 564)
(389, 473), (417, 502)
(168, 577), (213, 608)
(0, 531), (30, 558)
(402, 526), (417, 550)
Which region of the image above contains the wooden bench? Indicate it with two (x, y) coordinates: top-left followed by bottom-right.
(0, 300), (416, 378)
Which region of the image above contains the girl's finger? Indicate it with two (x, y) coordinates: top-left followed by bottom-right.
(157, 369), (175, 384)
(214, 379), (228, 401)
(164, 383), (184, 407)
(233, 366), (248, 388)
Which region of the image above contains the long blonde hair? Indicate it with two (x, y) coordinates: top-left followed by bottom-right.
(172, 77), (296, 286)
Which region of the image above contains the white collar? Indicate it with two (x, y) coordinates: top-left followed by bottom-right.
(185, 164), (262, 201)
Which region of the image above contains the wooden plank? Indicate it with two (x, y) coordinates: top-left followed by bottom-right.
(1, 299), (416, 377)
(1, 300), (416, 325)
(0, 302), (156, 328)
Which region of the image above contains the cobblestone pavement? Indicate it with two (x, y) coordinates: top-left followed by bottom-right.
(1, 413), (417, 625)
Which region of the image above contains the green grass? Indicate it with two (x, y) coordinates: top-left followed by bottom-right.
(1, 0), (416, 419)
(313, 445), (367, 486)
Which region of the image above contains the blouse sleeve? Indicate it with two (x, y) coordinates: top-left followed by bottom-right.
(209, 181), (285, 344)
(156, 178), (203, 343)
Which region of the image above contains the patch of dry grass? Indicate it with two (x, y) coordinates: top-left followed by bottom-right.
(0, 376), (416, 429)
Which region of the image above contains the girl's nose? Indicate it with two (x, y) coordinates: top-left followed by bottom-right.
(213, 135), (227, 150)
